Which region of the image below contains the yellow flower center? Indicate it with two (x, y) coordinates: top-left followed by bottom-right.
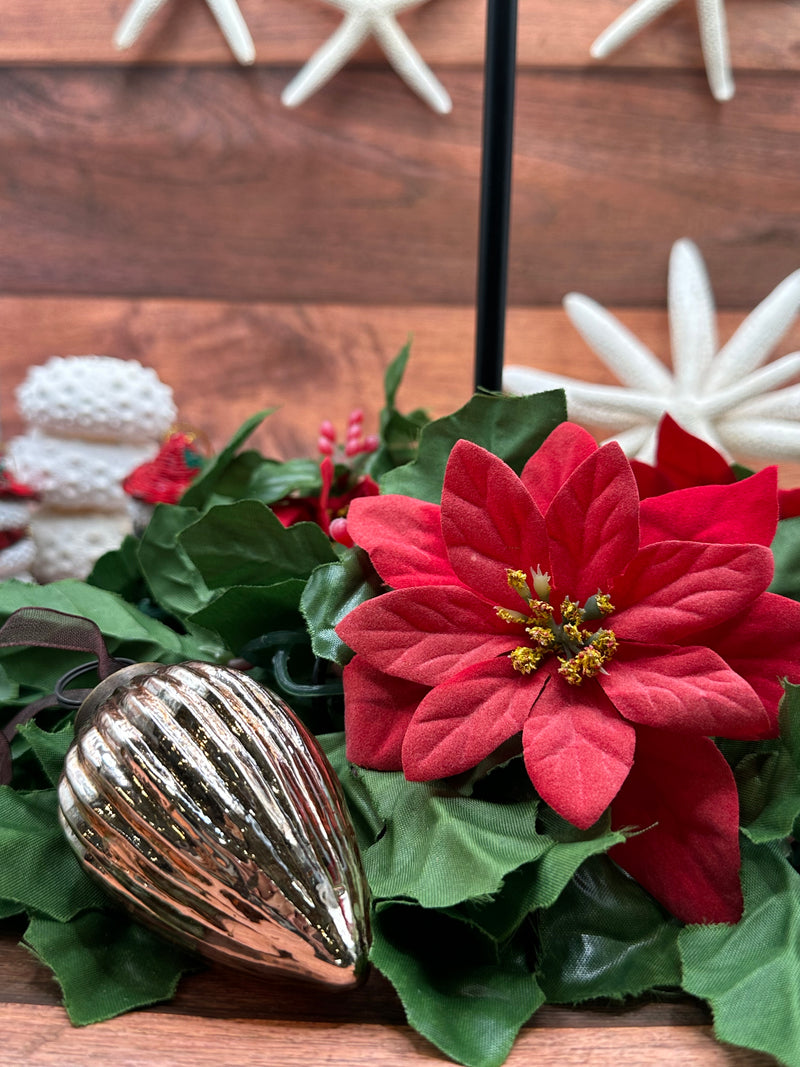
(497, 569), (617, 686)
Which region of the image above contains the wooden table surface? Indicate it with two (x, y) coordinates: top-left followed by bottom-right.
(0, 923), (777, 1067)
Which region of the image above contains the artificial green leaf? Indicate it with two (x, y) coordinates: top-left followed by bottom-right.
(738, 684), (800, 843)
(537, 854), (682, 1003)
(371, 902), (543, 1067)
(189, 580), (306, 653)
(347, 763), (544, 909)
(0, 899), (23, 918)
(380, 391), (566, 502)
(525, 809), (627, 912)
(180, 501), (336, 590)
(679, 837), (800, 1067)
(0, 787), (108, 920)
(16, 720), (74, 787)
(87, 535), (146, 602)
(24, 910), (198, 1025)
(198, 453), (323, 509)
(300, 549), (379, 665)
(180, 410), (272, 510)
(137, 504), (214, 621)
(770, 517), (800, 602)
(384, 341), (412, 410)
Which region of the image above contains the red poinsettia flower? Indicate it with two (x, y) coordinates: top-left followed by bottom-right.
(633, 414), (800, 519)
(337, 423), (800, 925)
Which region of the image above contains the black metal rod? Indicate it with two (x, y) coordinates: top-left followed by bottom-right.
(474, 0), (518, 393)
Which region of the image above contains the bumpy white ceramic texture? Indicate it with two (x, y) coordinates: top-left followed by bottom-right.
(58, 661), (371, 988)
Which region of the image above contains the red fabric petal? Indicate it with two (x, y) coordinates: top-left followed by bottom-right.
(638, 467), (779, 549)
(402, 657), (542, 780)
(779, 487), (800, 519)
(522, 674), (635, 830)
(610, 727), (743, 924)
(612, 540), (774, 643)
(599, 643), (772, 738)
(687, 591), (800, 729)
(546, 442), (640, 603)
(631, 459), (673, 500)
(654, 414), (735, 490)
(440, 441), (549, 610)
(342, 656), (428, 770)
(346, 495), (459, 588)
(336, 585), (518, 686)
(520, 422), (597, 515)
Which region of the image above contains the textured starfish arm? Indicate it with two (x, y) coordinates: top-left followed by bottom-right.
(282, 16), (371, 108)
(701, 352), (800, 418)
(503, 366), (665, 425)
(590, 0), (680, 58)
(206, 0), (256, 65)
(707, 270), (800, 391)
(372, 16), (452, 114)
(732, 383), (800, 421)
(717, 417), (800, 460)
(668, 239), (718, 394)
(563, 293), (674, 391)
(113, 0), (171, 49)
(697, 0), (734, 101)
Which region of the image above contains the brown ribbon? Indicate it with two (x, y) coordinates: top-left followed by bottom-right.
(0, 608), (130, 786)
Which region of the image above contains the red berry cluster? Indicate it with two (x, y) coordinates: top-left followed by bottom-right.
(317, 410), (379, 459)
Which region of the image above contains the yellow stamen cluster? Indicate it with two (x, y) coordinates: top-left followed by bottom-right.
(497, 569), (618, 686)
(557, 629), (618, 686)
(510, 646), (545, 675)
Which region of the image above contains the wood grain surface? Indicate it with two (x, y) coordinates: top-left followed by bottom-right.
(1, 67), (799, 307)
(3, 298), (800, 480)
(0, 928), (777, 1067)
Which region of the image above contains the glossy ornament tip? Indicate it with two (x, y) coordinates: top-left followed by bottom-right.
(58, 661), (370, 988)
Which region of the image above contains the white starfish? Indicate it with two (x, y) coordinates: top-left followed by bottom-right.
(591, 0), (735, 102)
(503, 239), (800, 464)
(281, 0), (452, 114)
(114, 0), (256, 65)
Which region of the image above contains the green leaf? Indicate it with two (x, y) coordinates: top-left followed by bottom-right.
(0, 787), (108, 920)
(449, 812), (626, 942)
(180, 410), (272, 510)
(24, 910), (198, 1025)
(538, 855), (682, 1003)
(300, 549), (379, 665)
(16, 720), (74, 787)
(738, 684), (800, 843)
(679, 837), (800, 1067)
(371, 902), (544, 1067)
(137, 504), (214, 621)
(770, 517), (800, 601)
(347, 764), (544, 909)
(188, 580), (306, 654)
(87, 535), (146, 602)
(197, 453), (323, 509)
(380, 391), (566, 502)
(384, 341), (412, 409)
(180, 501), (336, 590)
